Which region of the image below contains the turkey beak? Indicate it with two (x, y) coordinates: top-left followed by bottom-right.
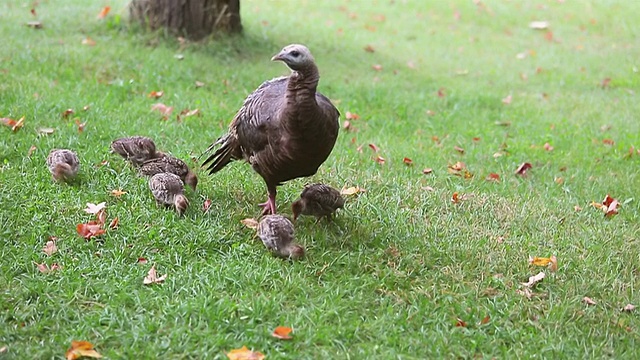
(271, 51), (285, 62)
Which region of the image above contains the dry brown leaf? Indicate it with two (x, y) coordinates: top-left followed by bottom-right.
(480, 315), (491, 325)
(26, 21), (43, 29)
(515, 162), (532, 176)
(502, 94), (512, 104)
(342, 120), (353, 131)
(137, 257), (148, 264)
(422, 168), (433, 175)
(437, 88), (446, 98)
(549, 255), (558, 272)
(1, 116), (25, 132)
(402, 157), (413, 166)
(583, 297), (597, 305)
(368, 143), (380, 152)
(522, 271), (545, 287)
(65, 340), (102, 360)
(76, 222), (105, 240)
(75, 119), (86, 133)
(62, 109), (75, 118)
(345, 111), (360, 120)
(543, 143), (554, 151)
(601, 77), (611, 89)
(96, 6), (111, 19)
(226, 346), (265, 360)
(517, 288), (533, 299)
(241, 218), (259, 229)
(109, 217), (119, 230)
(341, 186), (365, 196)
(602, 138), (614, 146)
(363, 44), (375, 53)
(622, 304), (636, 312)
(271, 326), (293, 340)
(195, 81), (205, 88)
(143, 264), (167, 285)
(202, 199), (212, 213)
(455, 318), (467, 327)
(43, 240), (57, 256)
(454, 146), (465, 154)
(451, 192), (461, 204)
(374, 155), (385, 164)
(371, 64), (383, 71)
(574, 205), (583, 212)
(84, 202), (106, 215)
(600, 194), (620, 217)
(82, 37), (96, 46)
(28, 145), (37, 157)
(35, 262), (61, 273)
(151, 103), (174, 118)
(38, 127), (55, 135)
(111, 189), (126, 197)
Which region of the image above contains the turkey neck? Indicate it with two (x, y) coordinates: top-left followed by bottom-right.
(284, 63), (320, 114)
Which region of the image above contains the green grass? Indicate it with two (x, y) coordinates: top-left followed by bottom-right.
(1, 0), (639, 358)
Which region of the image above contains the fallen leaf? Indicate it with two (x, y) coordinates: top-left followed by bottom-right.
(35, 262), (61, 274)
(43, 240), (57, 256)
(601, 77), (611, 89)
(599, 194), (620, 217)
(340, 186), (365, 196)
(583, 297), (597, 305)
(402, 157), (413, 166)
(529, 21), (549, 30)
(517, 288), (533, 299)
(26, 21), (43, 29)
(363, 44), (375, 53)
(82, 37), (96, 46)
(455, 318), (467, 327)
(554, 177), (564, 184)
(372, 64), (383, 71)
(28, 145), (37, 157)
(522, 271), (545, 287)
(203, 199), (212, 213)
(195, 81), (205, 88)
(342, 120), (352, 131)
(84, 202), (106, 215)
(472, 137), (481, 142)
(515, 162), (532, 176)
(271, 326), (293, 340)
(226, 346), (265, 360)
(65, 340), (102, 360)
(451, 192), (461, 204)
(422, 168), (433, 174)
(602, 138), (614, 146)
(75, 119), (86, 133)
(0, 346), (6, 354)
(143, 264), (167, 285)
(62, 109), (75, 118)
(109, 217), (119, 230)
(345, 111), (360, 120)
(148, 91), (164, 99)
(480, 315), (491, 325)
(529, 256), (553, 267)
(111, 189), (126, 197)
(502, 95), (512, 105)
(96, 6), (111, 19)
(448, 161), (466, 172)
(421, 186), (435, 192)
(374, 155), (385, 164)
(38, 127), (55, 135)
(76, 222), (105, 240)
(574, 205), (582, 212)
(1, 117), (25, 132)
(495, 121), (511, 127)
(454, 146), (465, 154)
(486, 173), (500, 182)
(622, 304), (635, 312)
(549, 255), (558, 272)
(241, 218), (259, 229)
(151, 103), (174, 118)
(437, 88), (446, 98)
(137, 257), (148, 264)
(368, 143), (380, 152)
(543, 143), (554, 151)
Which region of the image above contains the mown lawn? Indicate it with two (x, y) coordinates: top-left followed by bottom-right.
(1, 0), (639, 358)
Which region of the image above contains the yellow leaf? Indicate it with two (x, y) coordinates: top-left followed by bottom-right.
(271, 326), (293, 340)
(65, 341), (102, 360)
(110, 189), (126, 197)
(226, 346), (265, 360)
(240, 218), (259, 229)
(529, 256), (552, 267)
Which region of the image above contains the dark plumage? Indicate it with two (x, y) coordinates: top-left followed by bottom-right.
(202, 44), (340, 215)
(111, 136), (164, 167)
(46, 149), (79, 182)
(139, 155), (198, 191)
(257, 215), (305, 260)
(292, 183), (345, 221)
(148, 173), (189, 216)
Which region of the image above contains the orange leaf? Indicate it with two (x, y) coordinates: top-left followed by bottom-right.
(368, 143), (380, 152)
(62, 109), (75, 118)
(451, 192), (460, 204)
(226, 346), (265, 360)
(480, 315), (491, 325)
(515, 162), (532, 176)
(345, 111), (360, 120)
(402, 157), (413, 166)
(111, 189), (126, 197)
(486, 173), (500, 182)
(374, 155), (385, 164)
(602, 138), (614, 146)
(271, 326), (293, 340)
(455, 318), (467, 327)
(65, 340), (102, 360)
(76, 222), (105, 239)
(148, 91), (164, 99)
(109, 217), (119, 230)
(96, 6), (111, 19)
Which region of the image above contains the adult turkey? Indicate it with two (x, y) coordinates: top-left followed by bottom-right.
(201, 44), (340, 214)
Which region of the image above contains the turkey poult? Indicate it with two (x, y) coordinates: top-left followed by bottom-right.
(292, 183), (345, 221)
(148, 173), (189, 216)
(46, 149), (80, 182)
(111, 136), (164, 167)
(257, 215), (305, 260)
(202, 44), (340, 215)
(139, 155), (198, 191)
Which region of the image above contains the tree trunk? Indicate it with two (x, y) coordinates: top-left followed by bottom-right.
(129, 0), (242, 40)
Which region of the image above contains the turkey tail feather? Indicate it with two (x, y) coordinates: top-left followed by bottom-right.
(201, 134), (235, 175)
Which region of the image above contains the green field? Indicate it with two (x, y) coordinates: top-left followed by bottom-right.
(1, 0), (639, 358)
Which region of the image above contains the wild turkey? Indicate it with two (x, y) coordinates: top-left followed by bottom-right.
(257, 215), (305, 260)
(46, 149), (79, 182)
(292, 183), (345, 221)
(139, 155), (198, 191)
(148, 173), (189, 216)
(202, 44), (340, 215)
(111, 136), (164, 167)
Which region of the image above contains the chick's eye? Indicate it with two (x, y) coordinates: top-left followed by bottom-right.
(290, 50), (300, 57)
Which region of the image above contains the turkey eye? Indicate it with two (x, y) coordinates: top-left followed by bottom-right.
(290, 50), (300, 57)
